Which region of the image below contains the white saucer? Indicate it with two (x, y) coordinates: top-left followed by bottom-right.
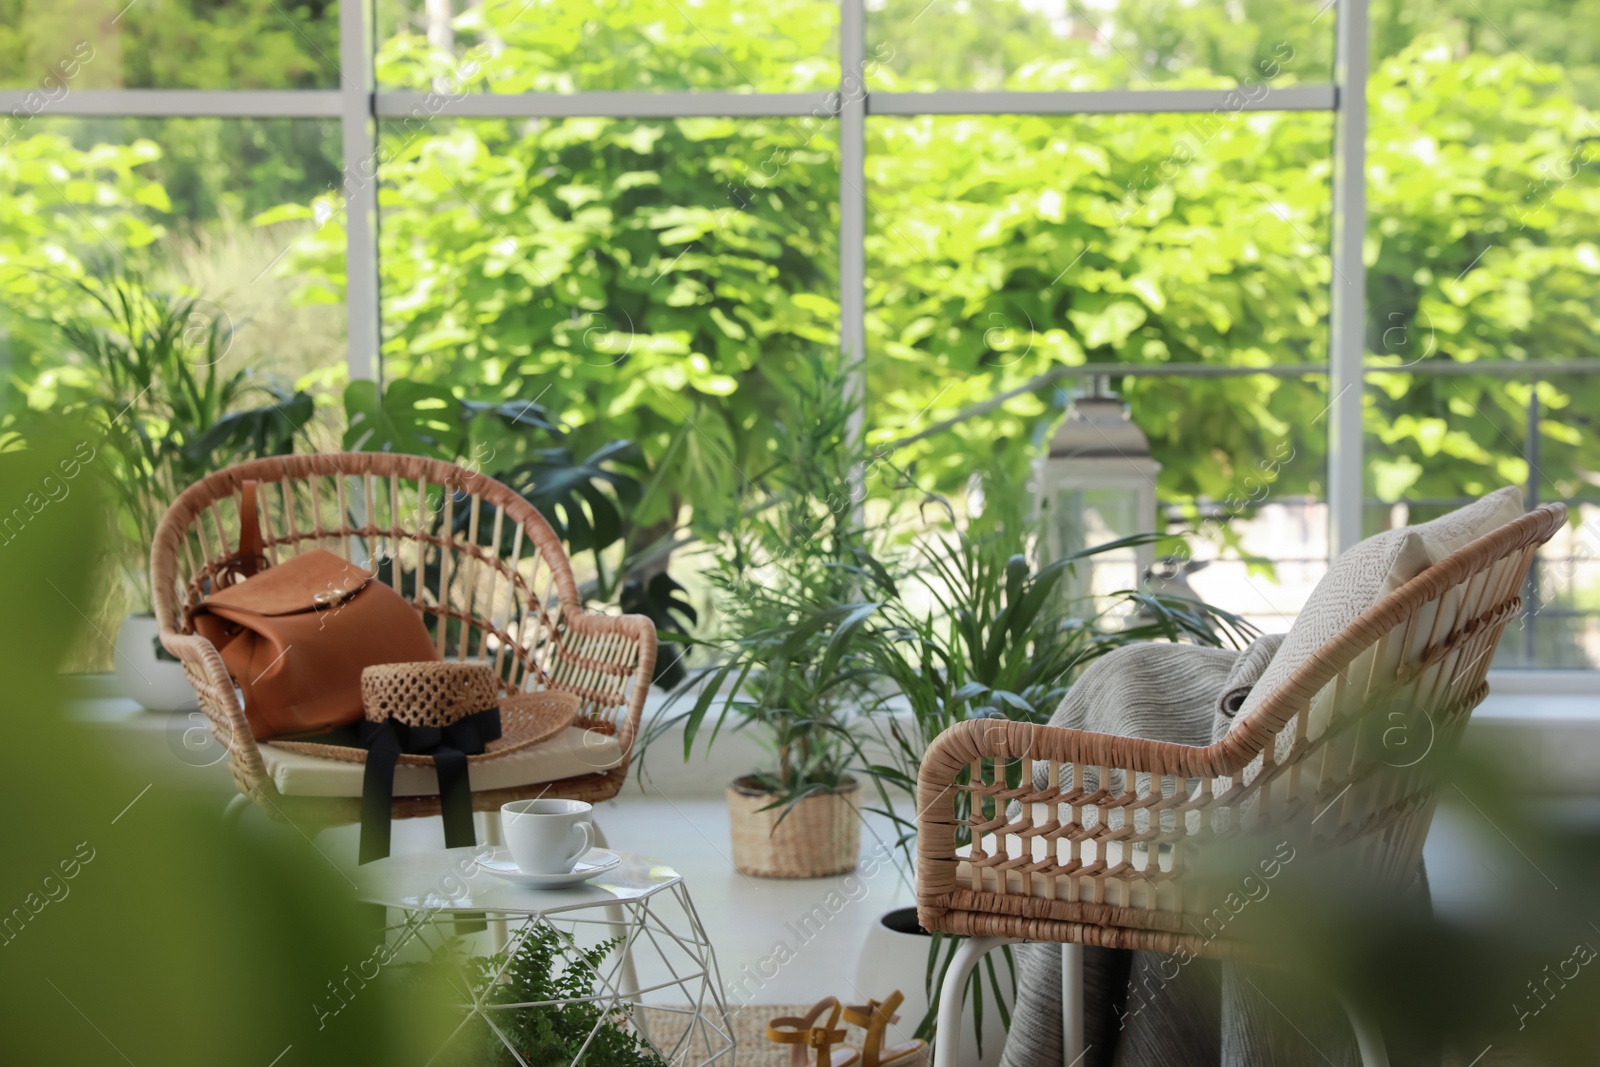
(472, 848), (622, 889)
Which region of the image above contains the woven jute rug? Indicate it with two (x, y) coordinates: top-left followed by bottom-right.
(644, 1004), (1532, 1066)
(640, 1003), (931, 1067)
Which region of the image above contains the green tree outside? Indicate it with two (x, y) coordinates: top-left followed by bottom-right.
(3, 0), (1596, 622)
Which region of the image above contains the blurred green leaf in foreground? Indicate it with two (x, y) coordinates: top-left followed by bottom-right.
(0, 423), (455, 1067)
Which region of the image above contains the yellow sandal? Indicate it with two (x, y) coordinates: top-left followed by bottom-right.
(842, 991), (927, 1067)
(766, 997), (862, 1067)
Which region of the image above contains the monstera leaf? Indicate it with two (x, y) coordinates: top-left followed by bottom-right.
(498, 440), (645, 555)
(459, 397), (566, 438)
(184, 388), (314, 467)
(620, 571), (699, 689)
(342, 380), (465, 457)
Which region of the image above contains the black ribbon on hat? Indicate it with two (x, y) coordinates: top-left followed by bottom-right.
(357, 705), (502, 865)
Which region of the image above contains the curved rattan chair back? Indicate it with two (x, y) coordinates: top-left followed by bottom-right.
(152, 452), (655, 808)
(917, 504), (1567, 957)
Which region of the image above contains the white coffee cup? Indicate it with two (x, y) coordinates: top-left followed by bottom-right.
(500, 799), (595, 874)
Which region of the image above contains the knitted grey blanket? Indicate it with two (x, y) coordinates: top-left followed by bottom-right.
(995, 635), (1398, 1067)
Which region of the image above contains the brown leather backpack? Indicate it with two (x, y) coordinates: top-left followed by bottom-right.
(192, 481), (439, 741)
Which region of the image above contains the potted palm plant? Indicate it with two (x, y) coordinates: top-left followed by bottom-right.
(666, 353), (890, 878)
(844, 477), (1258, 1058)
(55, 274), (312, 708)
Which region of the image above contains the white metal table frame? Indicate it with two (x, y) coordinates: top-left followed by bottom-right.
(354, 847), (734, 1067)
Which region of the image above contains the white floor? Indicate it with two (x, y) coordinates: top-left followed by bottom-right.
(319, 788), (1561, 1014)
(596, 794), (916, 1005)
(78, 692), (1600, 1020)
(337, 790), (918, 1011)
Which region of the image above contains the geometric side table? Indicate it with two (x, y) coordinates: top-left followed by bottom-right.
(353, 847), (733, 1066)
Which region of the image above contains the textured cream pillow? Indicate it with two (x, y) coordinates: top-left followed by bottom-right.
(1412, 485), (1524, 560)
(1222, 528), (1432, 736)
(1219, 487), (1526, 749)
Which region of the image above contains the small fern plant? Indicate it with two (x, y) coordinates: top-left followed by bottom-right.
(444, 925), (665, 1067)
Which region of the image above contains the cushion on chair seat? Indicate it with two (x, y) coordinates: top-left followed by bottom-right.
(258, 726), (623, 798)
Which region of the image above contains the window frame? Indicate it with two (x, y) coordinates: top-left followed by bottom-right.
(3, 0), (1594, 683)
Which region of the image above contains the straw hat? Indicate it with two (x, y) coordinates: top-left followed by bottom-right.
(269, 661), (577, 764)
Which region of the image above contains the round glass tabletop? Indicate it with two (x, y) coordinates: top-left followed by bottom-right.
(352, 846), (681, 914)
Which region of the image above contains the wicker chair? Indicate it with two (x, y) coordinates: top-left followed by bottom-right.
(916, 505), (1566, 1067)
(152, 452), (657, 835)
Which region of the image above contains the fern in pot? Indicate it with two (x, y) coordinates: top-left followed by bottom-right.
(666, 354), (891, 878)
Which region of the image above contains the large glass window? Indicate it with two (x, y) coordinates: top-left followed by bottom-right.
(376, 0), (840, 93)
(0, 0), (340, 89)
(1, 117), (345, 414)
(866, 111), (1334, 624)
(1362, 0), (1600, 664)
(4, 0), (1597, 670)
(372, 116), (840, 508)
(867, 0), (1335, 91)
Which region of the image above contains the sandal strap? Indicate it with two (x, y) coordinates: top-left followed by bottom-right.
(845, 990), (911, 1067)
(767, 1020), (810, 1044)
(768, 996), (847, 1049)
(808, 1027), (848, 1047)
(767, 1022), (849, 1045)
(844, 990), (905, 1028)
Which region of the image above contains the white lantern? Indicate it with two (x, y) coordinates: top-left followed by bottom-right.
(1035, 382), (1161, 610)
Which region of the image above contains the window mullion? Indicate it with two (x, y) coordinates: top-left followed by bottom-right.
(342, 0), (380, 383)
(841, 0), (867, 438)
(1329, 0), (1370, 554)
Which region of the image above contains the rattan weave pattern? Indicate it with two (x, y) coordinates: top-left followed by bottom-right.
(362, 661), (500, 726)
(151, 452), (657, 824)
(915, 505), (1566, 961)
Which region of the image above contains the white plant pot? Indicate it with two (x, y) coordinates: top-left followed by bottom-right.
(114, 614), (200, 713)
(855, 906), (1012, 1067)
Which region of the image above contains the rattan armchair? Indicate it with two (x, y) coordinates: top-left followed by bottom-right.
(916, 505), (1566, 1067)
(152, 452), (657, 833)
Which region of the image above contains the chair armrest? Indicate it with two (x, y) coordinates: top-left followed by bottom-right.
(918, 718), (1257, 809)
(550, 610), (657, 767)
(916, 718), (1265, 934)
(158, 630), (268, 792)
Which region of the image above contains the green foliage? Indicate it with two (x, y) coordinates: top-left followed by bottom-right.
(667, 352), (884, 799)
(66, 117), (343, 225)
(5, 0), (1600, 613)
(436, 927), (664, 1067)
(0, 432), (456, 1066)
(864, 104), (1335, 503)
(378, 0), (838, 92)
(0, 132), (171, 415)
(0, 0), (338, 90)
(661, 350), (1257, 811)
(52, 274), (313, 609)
(363, 107), (838, 539)
(1363, 42), (1600, 504)
(272, 6), (1599, 541)
(340, 378), (654, 596)
(871, 0), (1335, 90)
(343, 378), (468, 456)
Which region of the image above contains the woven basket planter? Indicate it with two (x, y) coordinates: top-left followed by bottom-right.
(727, 776), (861, 879)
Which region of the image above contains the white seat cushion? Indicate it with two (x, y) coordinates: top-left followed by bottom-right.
(258, 726), (623, 798)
